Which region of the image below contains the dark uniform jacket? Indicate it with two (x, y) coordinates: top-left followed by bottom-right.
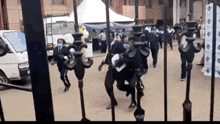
(148, 30), (160, 49)
(53, 46), (72, 66)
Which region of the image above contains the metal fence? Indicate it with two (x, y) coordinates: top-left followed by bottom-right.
(0, 0), (219, 122)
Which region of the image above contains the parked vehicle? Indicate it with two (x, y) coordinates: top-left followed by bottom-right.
(0, 30), (30, 84)
(43, 15), (75, 57)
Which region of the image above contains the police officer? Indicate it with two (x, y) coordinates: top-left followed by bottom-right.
(98, 29), (107, 53)
(98, 37), (139, 109)
(167, 25), (175, 50)
(53, 39), (72, 92)
(148, 26), (160, 68)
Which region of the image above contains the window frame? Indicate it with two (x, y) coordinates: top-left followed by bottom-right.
(145, 0), (153, 8)
(124, 0), (127, 5)
(158, 0), (163, 5)
(52, 0), (66, 5)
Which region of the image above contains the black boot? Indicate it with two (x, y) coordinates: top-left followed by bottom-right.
(128, 102), (136, 108)
(106, 100), (118, 109)
(64, 86), (70, 92)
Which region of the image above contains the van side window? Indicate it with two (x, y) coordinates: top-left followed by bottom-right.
(0, 37), (6, 46)
(0, 37), (12, 53)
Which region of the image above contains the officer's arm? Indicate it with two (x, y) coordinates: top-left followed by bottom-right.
(53, 48), (59, 62)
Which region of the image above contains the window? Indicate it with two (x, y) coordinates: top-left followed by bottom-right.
(0, 37), (6, 47)
(180, 0), (186, 7)
(145, 0), (152, 8)
(124, 0), (127, 5)
(139, 0), (143, 6)
(158, 0), (163, 5)
(78, 0), (83, 4)
(3, 32), (27, 53)
(46, 22), (75, 35)
(168, 0), (173, 7)
(53, 0), (64, 5)
(130, 0), (135, 6)
(144, 19), (154, 24)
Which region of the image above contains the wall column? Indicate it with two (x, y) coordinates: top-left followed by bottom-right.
(202, 0), (208, 23)
(177, 0), (180, 23)
(0, 3), (4, 30)
(173, 0), (177, 25)
(186, 0), (190, 21)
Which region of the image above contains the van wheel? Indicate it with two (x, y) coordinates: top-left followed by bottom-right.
(0, 72), (9, 84)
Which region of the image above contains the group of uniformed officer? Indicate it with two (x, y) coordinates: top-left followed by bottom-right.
(144, 25), (176, 68)
(51, 25), (176, 109)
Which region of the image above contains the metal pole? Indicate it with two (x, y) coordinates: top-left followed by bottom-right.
(105, 0), (115, 121)
(210, 1), (216, 121)
(73, 0), (79, 33)
(189, 0), (194, 21)
(0, 83), (32, 92)
(135, 0), (139, 25)
(20, 0), (54, 121)
(183, 63), (192, 121)
(163, 0), (168, 122)
(0, 99), (4, 122)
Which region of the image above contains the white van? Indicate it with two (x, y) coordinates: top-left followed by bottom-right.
(0, 30), (30, 84)
(43, 16), (75, 57)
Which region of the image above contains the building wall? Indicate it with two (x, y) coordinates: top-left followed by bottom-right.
(180, 1), (187, 22)
(6, 0), (22, 30)
(193, 0), (202, 21)
(121, 0), (171, 25)
(42, 0), (73, 16)
(0, 1), (4, 29)
(175, 0), (205, 23)
(4, 0), (73, 30)
(110, 0), (123, 15)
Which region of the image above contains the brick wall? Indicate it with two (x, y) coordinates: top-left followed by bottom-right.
(5, 0), (73, 30)
(43, 0), (73, 16)
(120, 0), (170, 25)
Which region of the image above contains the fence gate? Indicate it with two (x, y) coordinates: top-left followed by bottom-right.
(0, 0), (219, 122)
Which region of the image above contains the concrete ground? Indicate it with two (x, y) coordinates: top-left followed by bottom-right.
(0, 40), (220, 121)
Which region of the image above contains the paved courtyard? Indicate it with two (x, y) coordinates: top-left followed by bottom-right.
(0, 40), (220, 121)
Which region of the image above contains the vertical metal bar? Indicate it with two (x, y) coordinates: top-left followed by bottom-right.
(210, 1), (216, 121)
(20, 0), (54, 121)
(163, 0), (168, 122)
(78, 80), (87, 121)
(105, 0), (115, 121)
(73, 0), (79, 33)
(0, 99), (5, 122)
(135, 0), (139, 25)
(189, 0), (194, 21)
(51, 15), (54, 46)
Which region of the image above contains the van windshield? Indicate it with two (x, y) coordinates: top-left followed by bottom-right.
(3, 32), (27, 53)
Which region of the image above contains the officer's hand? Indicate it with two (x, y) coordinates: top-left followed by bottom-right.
(112, 65), (116, 69)
(58, 55), (64, 59)
(64, 56), (68, 60)
(98, 64), (103, 71)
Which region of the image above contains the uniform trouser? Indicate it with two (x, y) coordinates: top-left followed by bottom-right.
(104, 69), (136, 104)
(58, 64), (71, 87)
(200, 51), (205, 65)
(151, 48), (159, 66)
(101, 40), (107, 53)
(168, 38), (173, 50)
(142, 55), (148, 70)
(92, 38), (99, 51)
(180, 51), (187, 79)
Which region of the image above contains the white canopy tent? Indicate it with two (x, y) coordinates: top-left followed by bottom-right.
(70, 0), (134, 24)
